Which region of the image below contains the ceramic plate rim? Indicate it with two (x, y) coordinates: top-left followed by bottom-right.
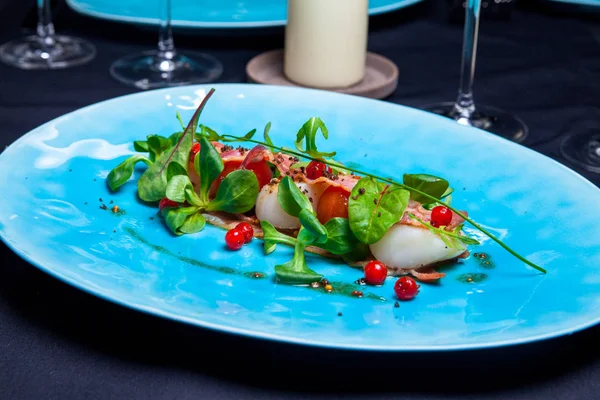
(1, 83), (599, 352)
(64, 0), (425, 29)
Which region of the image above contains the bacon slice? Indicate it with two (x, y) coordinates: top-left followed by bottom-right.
(269, 152), (299, 176)
(409, 268), (446, 282)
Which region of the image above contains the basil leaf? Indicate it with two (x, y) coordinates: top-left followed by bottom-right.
(196, 137), (224, 203)
(348, 177), (410, 244)
(423, 187), (455, 210)
(260, 220), (297, 255)
(206, 170), (259, 213)
(161, 206), (200, 236)
(107, 155), (152, 191)
(167, 161), (187, 181)
(316, 218), (359, 255)
(166, 175), (203, 207)
(277, 176), (312, 218)
(275, 233), (322, 284)
(298, 209), (327, 244)
(137, 88), (214, 202)
(178, 212), (206, 234)
(403, 174), (450, 204)
(294, 117), (336, 159)
(133, 141), (149, 153)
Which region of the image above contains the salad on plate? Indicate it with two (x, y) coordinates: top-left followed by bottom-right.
(107, 88), (545, 301)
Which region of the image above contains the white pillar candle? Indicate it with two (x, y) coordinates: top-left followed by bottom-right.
(284, 0), (369, 89)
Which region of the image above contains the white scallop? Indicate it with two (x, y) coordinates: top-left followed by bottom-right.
(255, 181), (327, 230)
(369, 224), (466, 270)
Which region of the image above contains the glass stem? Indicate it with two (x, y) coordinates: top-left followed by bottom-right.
(157, 0), (176, 61)
(453, 0), (481, 119)
(36, 0), (56, 47)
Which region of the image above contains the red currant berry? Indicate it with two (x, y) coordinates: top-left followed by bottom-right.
(431, 205), (453, 227)
(364, 261), (388, 285)
(159, 198), (178, 211)
(394, 276), (420, 301)
(225, 229), (245, 250)
(305, 161), (332, 180)
(235, 222), (254, 244)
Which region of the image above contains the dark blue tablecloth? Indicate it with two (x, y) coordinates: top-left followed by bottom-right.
(0, 1), (599, 399)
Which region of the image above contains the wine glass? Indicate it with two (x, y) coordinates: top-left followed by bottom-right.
(560, 129), (600, 174)
(109, 0), (223, 90)
(0, 0), (96, 69)
(421, 0), (528, 143)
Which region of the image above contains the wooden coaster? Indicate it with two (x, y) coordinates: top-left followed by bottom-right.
(246, 50), (398, 99)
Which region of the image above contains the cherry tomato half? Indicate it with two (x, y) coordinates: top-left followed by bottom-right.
(209, 160), (243, 197)
(306, 161), (332, 180)
(244, 160), (273, 190)
(316, 186), (350, 224)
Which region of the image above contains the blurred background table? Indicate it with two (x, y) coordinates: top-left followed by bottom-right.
(0, 0), (599, 399)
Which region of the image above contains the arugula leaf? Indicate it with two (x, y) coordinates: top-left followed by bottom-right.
(294, 117), (336, 159)
(137, 88), (215, 202)
(263, 122), (275, 151)
(238, 129), (257, 142)
(317, 218), (360, 255)
(348, 177), (410, 244)
(403, 174), (450, 205)
(196, 124), (223, 142)
(161, 206), (202, 235)
(408, 213), (480, 248)
(206, 170), (259, 213)
(195, 125), (256, 143)
(196, 137), (224, 203)
(260, 220), (297, 255)
(277, 176), (312, 218)
(298, 209), (328, 244)
(165, 174), (203, 207)
(275, 229), (322, 284)
(107, 155), (152, 191)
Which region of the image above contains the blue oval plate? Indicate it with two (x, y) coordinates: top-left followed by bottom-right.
(0, 84), (599, 351)
(65, 0), (425, 29)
